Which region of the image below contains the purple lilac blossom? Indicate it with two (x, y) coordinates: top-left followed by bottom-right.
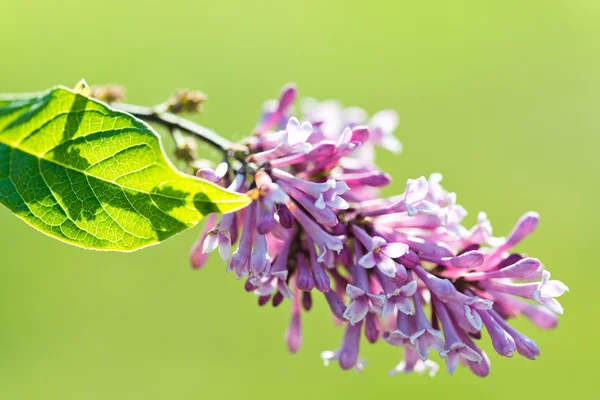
(190, 84), (568, 377)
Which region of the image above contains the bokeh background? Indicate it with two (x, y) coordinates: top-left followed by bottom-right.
(0, 0), (597, 398)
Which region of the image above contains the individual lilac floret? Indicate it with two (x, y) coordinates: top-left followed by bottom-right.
(271, 168), (349, 211)
(410, 293), (444, 360)
(190, 213), (217, 269)
(478, 211), (539, 270)
(321, 321), (365, 371)
(307, 243), (332, 292)
(285, 288), (302, 353)
(278, 117), (312, 153)
(533, 271), (569, 314)
(277, 181), (338, 227)
(463, 258), (541, 281)
(251, 274), (293, 300)
(227, 203), (256, 279)
(254, 170), (288, 234)
(481, 270), (569, 314)
(434, 297), (483, 374)
(352, 225), (409, 277)
(389, 347), (439, 377)
(343, 284), (384, 325)
(196, 162), (228, 183)
(250, 233), (270, 279)
(250, 117), (313, 163)
(257, 233), (295, 299)
(477, 309), (516, 357)
(412, 265), (493, 330)
(401, 177), (437, 216)
(202, 214), (233, 261)
(490, 309), (541, 360)
(285, 200), (345, 261)
(457, 330), (490, 377)
(343, 255), (384, 324)
(368, 110), (402, 153)
(383, 311), (413, 347)
(380, 278), (418, 318)
(256, 83), (297, 134)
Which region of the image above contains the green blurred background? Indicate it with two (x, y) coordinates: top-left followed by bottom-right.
(0, 0), (597, 398)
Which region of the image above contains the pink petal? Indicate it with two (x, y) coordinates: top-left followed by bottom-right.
(343, 297), (369, 324)
(376, 256), (397, 277)
(218, 235), (231, 261)
(445, 352), (460, 375)
(396, 297), (413, 315)
(278, 84), (297, 111)
(399, 280), (418, 296)
(404, 177), (428, 204)
(459, 346), (483, 363)
(358, 252), (377, 269)
(542, 280), (569, 298)
(371, 236), (387, 249)
(415, 335), (432, 360)
(346, 284), (366, 299)
(370, 110), (398, 133)
(286, 117), (300, 134)
(382, 242), (409, 258)
(381, 299), (396, 318)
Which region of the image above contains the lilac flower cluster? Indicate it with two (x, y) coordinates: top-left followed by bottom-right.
(190, 84), (568, 377)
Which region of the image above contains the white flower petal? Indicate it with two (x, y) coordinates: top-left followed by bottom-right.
(202, 234), (219, 254)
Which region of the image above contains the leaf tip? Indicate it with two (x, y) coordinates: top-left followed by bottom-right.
(73, 79), (91, 97)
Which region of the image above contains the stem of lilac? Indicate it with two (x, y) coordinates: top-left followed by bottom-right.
(111, 102), (248, 162)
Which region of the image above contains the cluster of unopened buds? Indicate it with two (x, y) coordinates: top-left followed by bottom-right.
(189, 84), (568, 377)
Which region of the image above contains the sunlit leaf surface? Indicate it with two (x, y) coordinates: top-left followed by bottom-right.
(0, 87), (250, 251)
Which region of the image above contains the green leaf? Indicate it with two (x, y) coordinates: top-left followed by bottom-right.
(0, 86), (250, 251)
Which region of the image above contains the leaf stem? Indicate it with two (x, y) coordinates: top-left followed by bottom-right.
(112, 102), (248, 161)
